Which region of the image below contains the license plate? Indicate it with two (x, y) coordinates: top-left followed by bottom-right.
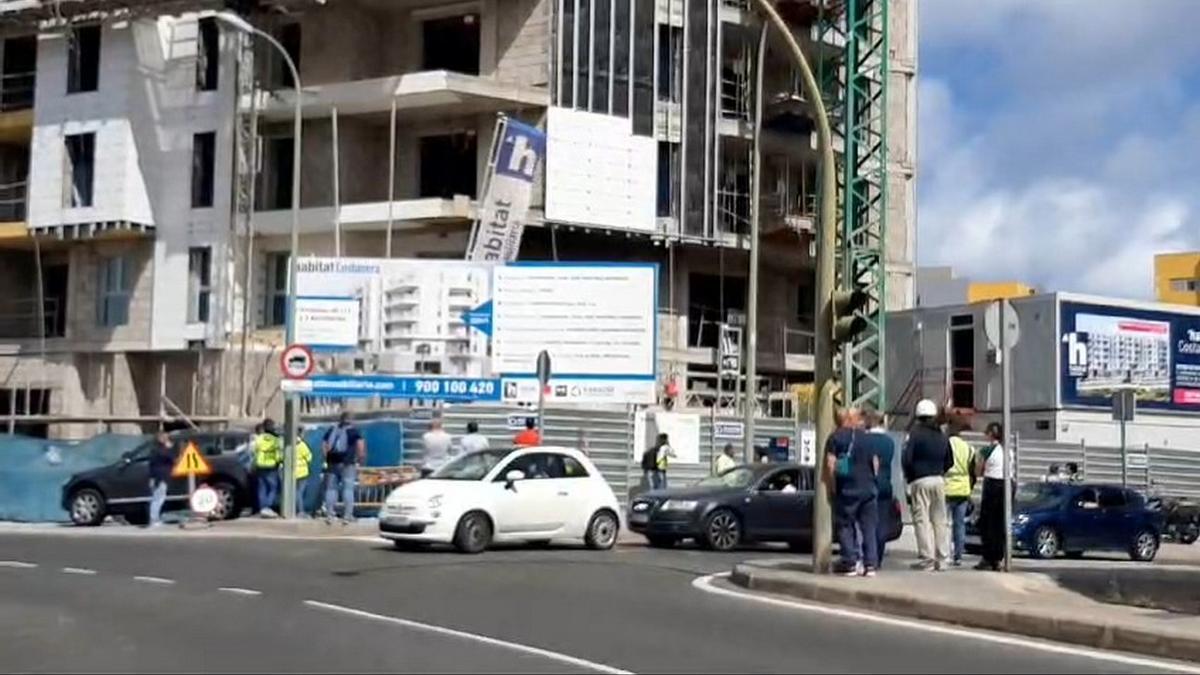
(629, 513), (649, 524)
(384, 515), (411, 526)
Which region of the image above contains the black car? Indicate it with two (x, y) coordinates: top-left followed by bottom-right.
(62, 431), (253, 526)
(628, 463), (904, 551)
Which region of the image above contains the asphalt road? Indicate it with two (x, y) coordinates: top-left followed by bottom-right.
(0, 531), (1194, 674)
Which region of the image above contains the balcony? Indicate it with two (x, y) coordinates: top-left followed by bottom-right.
(658, 310), (815, 372)
(254, 196), (475, 236)
(0, 179), (25, 223)
(253, 70), (550, 123)
(0, 297), (63, 340)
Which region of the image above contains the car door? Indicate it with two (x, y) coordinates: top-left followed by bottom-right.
(548, 453), (598, 535)
(106, 443), (154, 506)
(744, 469), (810, 540)
(1095, 487), (1134, 551)
(490, 452), (562, 535)
(1062, 487), (1102, 549)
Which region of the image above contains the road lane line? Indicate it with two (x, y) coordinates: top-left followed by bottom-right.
(218, 587), (262, 596)
(692, 574), (1200, 674)
(304, 600), (630, 675)
(132, 576), (175, 585)
(0, 561), (37, 569)
(61, 567), (97, 575)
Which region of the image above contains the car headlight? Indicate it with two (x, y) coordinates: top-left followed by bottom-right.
(427, 495), (443, 510)
(662, 499), (699, 511)
(631, 502), (651, 512)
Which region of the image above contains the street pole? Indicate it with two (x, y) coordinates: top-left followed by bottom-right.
(750, 0), (838, 573)
(1120, 416), (1128, 488)
(216, 12), (304, 519)
(742, 23), (767, 464)
(1000, 303), (1013, 572)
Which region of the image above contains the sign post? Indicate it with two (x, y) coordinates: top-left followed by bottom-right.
(279, 344), (314, 520)
(536, 350), (552, 438)
(985, 299), (1020, 573)
(1112, 388), (1137, 486)
(171, 441), (213, 528)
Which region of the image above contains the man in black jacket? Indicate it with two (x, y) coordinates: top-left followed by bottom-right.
(148, 432), (176, 528)
(902, 400), (954, 571)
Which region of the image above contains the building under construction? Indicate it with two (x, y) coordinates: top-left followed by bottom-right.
(0, 0), (915, 437)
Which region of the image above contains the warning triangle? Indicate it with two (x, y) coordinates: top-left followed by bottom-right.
(171, 441), (212, 478)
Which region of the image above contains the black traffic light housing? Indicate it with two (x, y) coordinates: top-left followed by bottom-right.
(832, 287), (869, 344)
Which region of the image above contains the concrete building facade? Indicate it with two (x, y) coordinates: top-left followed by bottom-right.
(0, 0), (916, 438)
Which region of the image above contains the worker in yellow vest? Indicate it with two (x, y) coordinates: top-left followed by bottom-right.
(944, 415), (977, 567)
(295, 429), (314, 518)
(254, 419), (283, 518)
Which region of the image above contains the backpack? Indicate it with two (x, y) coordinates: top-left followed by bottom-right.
(641, 445), (659, 471)
(834, 432), (857, 479)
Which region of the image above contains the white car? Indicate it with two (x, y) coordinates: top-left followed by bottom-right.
(379, 445), (622, 554)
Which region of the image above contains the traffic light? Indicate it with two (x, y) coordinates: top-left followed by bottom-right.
(831, 286), (869, 345)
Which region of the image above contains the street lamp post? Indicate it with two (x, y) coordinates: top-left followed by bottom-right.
(215, 11), (304, 519)
(749, 0), (838, 573)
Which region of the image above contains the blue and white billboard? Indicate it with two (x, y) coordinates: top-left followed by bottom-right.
(1060, 301), (1200, 412)
(467, 118), (545, 262)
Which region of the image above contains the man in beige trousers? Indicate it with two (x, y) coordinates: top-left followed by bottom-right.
(901, 400), (954, 571)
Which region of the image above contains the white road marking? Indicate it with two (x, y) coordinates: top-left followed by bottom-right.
(218, 587), (263, 596)
(304, 600), (630, 675)
(132, 576), (175, 585)
(0, 561), (37, 569)
(61, 567), (97, 575)
(692, 573), (1200, 674)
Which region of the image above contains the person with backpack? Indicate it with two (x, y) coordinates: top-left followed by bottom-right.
(825, 408), (879, 576)
(902, 399), (954, 571)
(641, 433), (674, 490)
(944, 414), (977, 567)
(322, 412), (365, 525)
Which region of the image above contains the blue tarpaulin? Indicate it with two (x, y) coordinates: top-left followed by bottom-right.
(0, 434), (149, 522)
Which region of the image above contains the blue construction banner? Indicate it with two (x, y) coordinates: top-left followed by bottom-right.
(287, 375), (502, 403)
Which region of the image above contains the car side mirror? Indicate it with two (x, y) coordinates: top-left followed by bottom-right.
(505, 470), (526, 490)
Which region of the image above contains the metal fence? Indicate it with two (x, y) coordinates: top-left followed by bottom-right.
(1006, 436), (1200, 499)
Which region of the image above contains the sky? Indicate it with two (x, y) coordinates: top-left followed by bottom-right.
(917, 0), (1200, 299)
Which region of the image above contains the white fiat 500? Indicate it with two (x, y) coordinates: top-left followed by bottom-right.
(379, 446), (622, 553)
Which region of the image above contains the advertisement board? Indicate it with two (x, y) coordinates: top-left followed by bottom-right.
(1060, 301), (1200, 412)
(290, 258), (658, 404)
(468, 118), (545, 262)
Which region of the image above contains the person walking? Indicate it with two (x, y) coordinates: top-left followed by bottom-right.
(944, 415), (977, 567)
(460, 421), (490, 454)
(147, 431), (176, 528)
(712, 443), (737, 476)
(976, 422), (1009, 571)
(294, 429), (314, 518)
(826, 408), (879, 576)
(323, 412), (365, 525)
(254, 419), (283, 518)
(902, 400), (954, 571)
(514, 418), (541, 448)
(421, 418), (453, 472)
(641, 433), (674, 490)
(860, 408), (895, 569)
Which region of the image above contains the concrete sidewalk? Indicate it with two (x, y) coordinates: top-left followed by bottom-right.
(731, 558), (1200, 663)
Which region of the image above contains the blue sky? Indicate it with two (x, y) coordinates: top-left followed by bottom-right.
(918, 0), (1200, 298)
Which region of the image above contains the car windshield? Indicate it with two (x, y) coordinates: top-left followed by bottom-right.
(1017, 483), (1069, 508)
(696, 467), (757, 490)
(429, 450), (509, 481)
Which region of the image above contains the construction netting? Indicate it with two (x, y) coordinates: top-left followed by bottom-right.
(0, 433), (149, 522)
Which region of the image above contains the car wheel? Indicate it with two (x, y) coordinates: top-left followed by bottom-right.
(207, 482), (239, 521)
(646, 536), (677, 548)
(69, 488), (106, 527)
(1130, 529), (1159, 562)
(701, 509), (742, 552)
(453, 511), (493, 554)
(585, 510), (619, 551)
(1030, 526), (1060, 559)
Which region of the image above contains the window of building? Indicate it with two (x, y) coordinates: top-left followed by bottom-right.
(630, 0), (653, 135)
(656, 24), (682, 104)
(949, 314), (975, 409)
(422, 13), (480, 75)
(611, 0), (630, 117)
(196, 17), (219, 91)
(258, 136), (294, 210)
(64, 133), (95, 208)
(67, 25), (101, 93)
(2, 36), (37, 111)
(191, 132), (216, 208)
(419, 132), (477, 199)
(1170, 278), (1200, 292)
(264, 252), (290, 327)
(656, 141), (680, 218)
(576, 0), (591, 109)
(96, 255), (132, 327)
(188, 247), (212, 323)
(591, 0), (610, 113)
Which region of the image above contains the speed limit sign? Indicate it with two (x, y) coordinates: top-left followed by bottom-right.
(190, 486), (219, 516)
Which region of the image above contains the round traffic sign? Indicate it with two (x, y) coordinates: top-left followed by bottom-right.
(280, 344), (314, 379)
(190, 486), (218, 515)
(984, 300), (1020, 350)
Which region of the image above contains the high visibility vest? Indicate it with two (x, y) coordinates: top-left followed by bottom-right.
(945, 436), (974, 498)
(295, 440), (313, 480)
(712, 453), (736, 476)
(254, 433), (282, 469)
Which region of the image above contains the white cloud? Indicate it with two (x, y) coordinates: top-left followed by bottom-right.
(917, 0), (1200, 300)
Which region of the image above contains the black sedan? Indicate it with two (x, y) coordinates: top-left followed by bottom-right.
(628, 463), (904, 551)
(62, 431), (253, 526)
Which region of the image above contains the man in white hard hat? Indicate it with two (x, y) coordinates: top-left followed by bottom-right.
(902, 399), (954, 571)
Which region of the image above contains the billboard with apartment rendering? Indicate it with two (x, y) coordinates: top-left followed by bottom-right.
(1060, 300), (1200, 412)
(290, 258), (658, 405)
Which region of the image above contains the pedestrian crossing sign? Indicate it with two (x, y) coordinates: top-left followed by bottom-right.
(171, 442), (212, 478)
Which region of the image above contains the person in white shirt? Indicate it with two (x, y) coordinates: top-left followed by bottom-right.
(460, 421), (489, 454)
(421, 418), (454, 472)
(712, 443), (738, 476)
(975, 421), (1009, 571)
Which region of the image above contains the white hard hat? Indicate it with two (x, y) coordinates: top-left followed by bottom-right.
(915, 399), (938, 418)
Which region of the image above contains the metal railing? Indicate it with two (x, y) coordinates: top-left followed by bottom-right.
(0, 297), (61, 339)
(0, 71), (33, 112)
(0, 179), (26, 221)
